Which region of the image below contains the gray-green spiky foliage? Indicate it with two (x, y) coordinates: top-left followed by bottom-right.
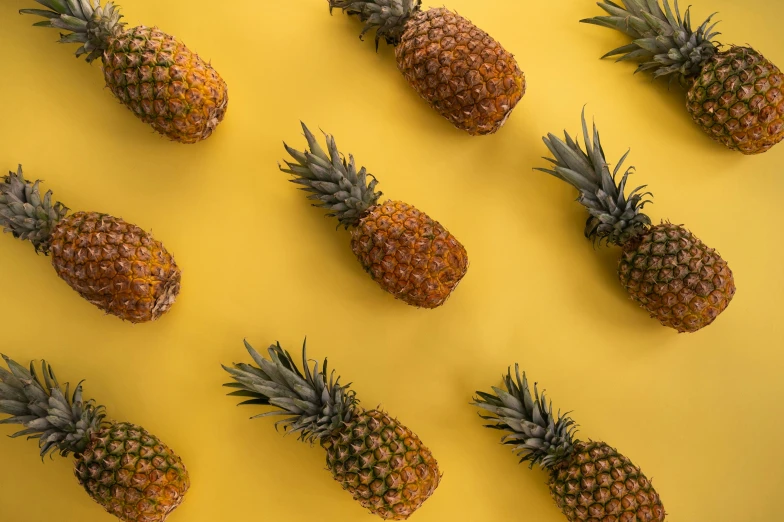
(20, 0), (124, 63)
(473, 365), (578, 470)
(223, 340), (358, 444)
(0, 355), (106, 458)
(0, 166), (68, 254)
(328, 0), (421, 47)
(280, 123), (382, 229)
(535, 110), (652, 246)
(581, 0), (720, 82)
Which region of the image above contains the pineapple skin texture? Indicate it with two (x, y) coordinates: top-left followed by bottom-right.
(395, 8), (525, 136)
(549, 441), (665, 522)
(102, 26), (228, 144)
(687, 46), (784, 154)
(618, 223), (735, 334)
(351, 201), (468, 308)
(74, 422), (189, 522)
(322, 410), (441, 520)
(50, 211), (181, 323)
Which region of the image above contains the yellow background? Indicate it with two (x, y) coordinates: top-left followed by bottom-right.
(0, 0), (782, 521)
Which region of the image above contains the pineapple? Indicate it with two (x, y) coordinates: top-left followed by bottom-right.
(328, 1), (525, 135)
(280, 123), (468, 308)
(0, 166), (180, 323)
(535, 111), (735, 333)
(21, 0), (228, 144)
(582, 0), (784, 154)
(474, 365), (666, 521)
(222, 339), (441, 520)
(0, 355), (189, 521)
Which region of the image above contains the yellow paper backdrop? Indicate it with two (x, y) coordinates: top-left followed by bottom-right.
(0, 0), (782, 521)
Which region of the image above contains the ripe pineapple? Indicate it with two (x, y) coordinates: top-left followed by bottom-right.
(0, 355), (190, 521)
(582, 0), (784, 154)
(474, 365), (666, 521)
(222, 339), (441, 520)
(328, 1), (525, 135)
(280, 123), (468, 308)
(21, 0), (228, 144)
(535, 111), (735, 333)
(0, 166), (180, 322)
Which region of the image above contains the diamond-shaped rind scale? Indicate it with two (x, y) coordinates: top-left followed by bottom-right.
(102, 26), (228, 144)
(549, 441), (665, 522)
(618, 223), (735, 333)
(350, 201), (468, 308)
(74, 422), (190, 522)
(687, 46), (784, 154)
(50, 212), (181, 323)
(395, 8), (525, 136)
(323, 410), (441, 520)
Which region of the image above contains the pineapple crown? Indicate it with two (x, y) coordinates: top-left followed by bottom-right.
(223, 339), (359, 444)
(0, 355), (106, 459)
(20, 0), (125, 63)
(328, 0), (422, 48)
(279, 123), (382, 229)
(473, 365), (578, 470)
(535, 110), (652, 247)
(0, 166), (68, 254)
(581, 0), (720, 82)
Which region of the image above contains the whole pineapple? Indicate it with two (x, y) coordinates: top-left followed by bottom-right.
(222, 339), (441, 520)
(280, 123), (468, 308)
(328, 1), (525, 135)
(0, 355), (189, 521)
(21, 0), (228, 144)
(474, 365), (666, 521)
(535, 111), (735, 333)
(582, 0), (784, 154)
(0, 166), (180, 322)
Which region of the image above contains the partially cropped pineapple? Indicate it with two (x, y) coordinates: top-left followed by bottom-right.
(582, 0), (783, 154)
(0, 355), (189, 521)
(475, 365), (666, 521)
(21, 0), (228, 143)
(222, 339), (441, 520)
(0, 166), (180, 322)
(280, 123), (468, 308)
(535, 112), (735, 333)
(328, 1), (525, 135)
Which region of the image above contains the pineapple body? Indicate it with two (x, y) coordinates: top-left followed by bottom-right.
(351, 201), (468, 308)
(102, 25), (228, 144)
(687, 46), (784, 154)
(323, 410), (440, 520)
(75, 422), (190, 522)
(549, 441), (665, 522)
(618, 223), (735, 333)
(50, 211), (181, 323)
(395, 8), (525, 135)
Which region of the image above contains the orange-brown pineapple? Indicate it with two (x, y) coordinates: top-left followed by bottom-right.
(0, 356), (189, 522)
(328, 1), (525, 135)
(0, 166), (180, 322)
(223, 340), (441, 519)
(280, 124), (468, 308)
(22, 0), (228, 143)
(536, 112), (735, 333)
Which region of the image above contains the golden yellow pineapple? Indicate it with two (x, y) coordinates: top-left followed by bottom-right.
(22, 0), (228, 144)
(0, 166), (180, 323)
(0, 356), (190, 521)
(280, 123), (468, 308)
(582, 0), (783, 154)
(475, 365), (666, 521)
(536, 111), (735, 333)
(223, 339), (441, 519)
(328, 1), (525, 135)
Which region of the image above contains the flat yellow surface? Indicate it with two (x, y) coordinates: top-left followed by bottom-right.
(0, 0), (782, 521)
